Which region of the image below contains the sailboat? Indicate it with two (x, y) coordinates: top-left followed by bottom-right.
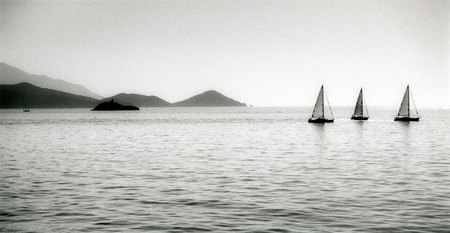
(308, 85), (334, 123)
(394, 85), (419, 121)
(351, 88), (369, 120)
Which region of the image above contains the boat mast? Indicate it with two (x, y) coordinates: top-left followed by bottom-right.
(321, 85), (324, 118)
(407, 85), (410, 117)
(360, 89), (363, 116)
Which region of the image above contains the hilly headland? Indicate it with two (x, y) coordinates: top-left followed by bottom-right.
(0, 64), (247, 109)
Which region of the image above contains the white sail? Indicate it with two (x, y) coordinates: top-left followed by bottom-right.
(353, 89), (364, 116)
(397, 86), (410, 117)
(410, 88), (420, 118)
(311, 85), (324, 118)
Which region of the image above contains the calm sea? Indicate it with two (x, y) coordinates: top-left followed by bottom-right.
(1, 107), (449, 232)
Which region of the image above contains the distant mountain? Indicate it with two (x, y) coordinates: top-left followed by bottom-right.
(100, 93), (170, 107)
(0, 63), (102, 99)
(172, 90), (246, 107)
(0, 83), (97, 108)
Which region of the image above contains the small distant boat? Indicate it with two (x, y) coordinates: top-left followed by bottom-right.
(394, 85), (420, 121)
(308, 85), (334, 123)
(23, 101), (30, 112)
(351, 88), (369, 120)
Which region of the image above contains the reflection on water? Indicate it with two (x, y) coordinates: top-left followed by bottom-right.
(1, 107), (449, 232)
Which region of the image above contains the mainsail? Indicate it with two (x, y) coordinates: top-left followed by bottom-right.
(311, 85), (324, 118)
(353, 89), (364, 116)
(398, 85), (410, 117)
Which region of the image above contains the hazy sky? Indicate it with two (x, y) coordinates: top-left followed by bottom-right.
(1, 0), (449, 106)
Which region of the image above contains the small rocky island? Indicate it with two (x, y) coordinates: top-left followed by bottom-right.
(91, 99), (139, 111)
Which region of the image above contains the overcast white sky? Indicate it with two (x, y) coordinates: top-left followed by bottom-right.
(1, 0), (448, 106)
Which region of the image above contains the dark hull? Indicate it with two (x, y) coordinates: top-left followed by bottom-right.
(351, 115), (369, 120)
(394, 117), (419, 121)
(308, 118), (334, 123)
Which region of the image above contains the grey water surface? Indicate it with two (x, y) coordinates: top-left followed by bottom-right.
(1, 107), (449, 232)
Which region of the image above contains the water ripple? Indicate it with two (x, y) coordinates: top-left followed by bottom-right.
(1, 107), (449, 232)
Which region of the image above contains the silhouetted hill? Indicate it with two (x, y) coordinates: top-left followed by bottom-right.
(0, 83), (97, 108)
(92, 99), (139, 111)
(172, 90), (246, 107)
(0, 63), (102, 99)
(100, 93), (170, 107)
